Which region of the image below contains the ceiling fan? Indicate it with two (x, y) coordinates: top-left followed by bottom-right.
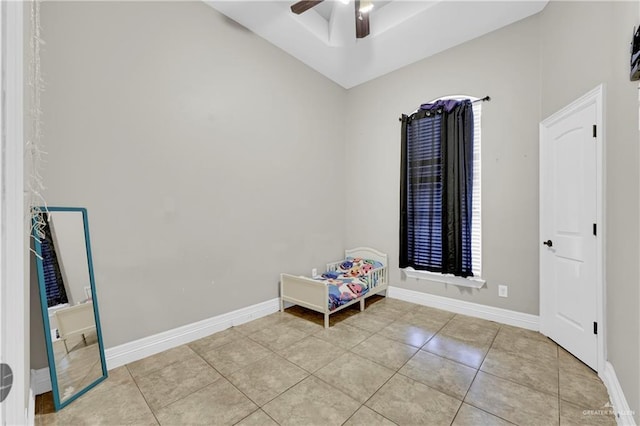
(290, 0), (373, 39)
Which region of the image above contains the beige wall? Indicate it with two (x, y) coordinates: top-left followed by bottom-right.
(345, 1), (639, 417)
(539, 1), (639, 419)
(34, 0), (640, 417)
(345, 13), (542, 314)
(36, 1), (347, 348)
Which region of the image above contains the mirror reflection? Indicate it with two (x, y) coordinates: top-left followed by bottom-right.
(33, 207), (107, 409)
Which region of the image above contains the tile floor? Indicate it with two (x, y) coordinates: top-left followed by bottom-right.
(36, 296), (616, 425)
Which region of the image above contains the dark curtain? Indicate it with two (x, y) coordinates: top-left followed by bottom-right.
(400, 99), (474, 277)
(39, 216), (69, 307)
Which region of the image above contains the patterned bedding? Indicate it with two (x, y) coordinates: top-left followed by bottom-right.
(318, 257), (384, 311)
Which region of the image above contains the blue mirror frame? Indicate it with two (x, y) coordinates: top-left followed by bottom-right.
(32, 207), (107, 411)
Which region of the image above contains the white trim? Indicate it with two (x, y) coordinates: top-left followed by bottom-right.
(30, 368), (51, 396)
(27, 376), (35, 426)
(104, 298), (280, 370)
(539, 84), (606, 374)
(1, 2), (26, 425)
(601, 361), (637, 425)
(402, 268), (486, 289)
(387, 286), (539, 331)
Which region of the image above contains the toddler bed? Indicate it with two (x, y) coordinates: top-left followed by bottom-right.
(280, 247), (389, 328)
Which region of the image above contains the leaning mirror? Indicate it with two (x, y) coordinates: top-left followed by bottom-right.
(32, 207), (107, 410)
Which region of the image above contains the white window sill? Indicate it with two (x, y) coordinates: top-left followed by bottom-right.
(402, 267), (486, 289)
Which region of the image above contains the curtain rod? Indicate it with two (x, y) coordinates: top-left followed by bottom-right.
(398, 96), (491, 121)
(473, 95), (491, 103)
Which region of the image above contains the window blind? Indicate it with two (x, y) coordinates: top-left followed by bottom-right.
(401, 96), (482, 278)
(406, 113), (443, 269)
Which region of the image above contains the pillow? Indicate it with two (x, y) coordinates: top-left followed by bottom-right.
(339, 257), (383, 277)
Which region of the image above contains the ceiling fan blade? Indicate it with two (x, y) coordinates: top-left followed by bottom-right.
(290, 0), (324, 15)
(355, 0), (370, 39)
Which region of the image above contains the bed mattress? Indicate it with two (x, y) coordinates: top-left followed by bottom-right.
(319, 257), (383, 311)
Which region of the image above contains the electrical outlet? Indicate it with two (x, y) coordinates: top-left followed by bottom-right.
(312, 268), (318, 277)
(498, 285), (508, 298)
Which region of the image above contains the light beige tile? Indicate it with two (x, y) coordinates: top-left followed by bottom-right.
(43, 381), (155, 425)
(233, 312), (293, 336)
(188, 328), (243, 356)
(400, 310), (451, 332)
(234, 409), (278, 426)
(351, 334), (418, 370)
(103, 365), (135, 389)
(343, 406), (396, 426)
(314, 352), (394, 403)
(200, 337), (272, 376)
(314, 323), (372, 350)
(559, 367), (610, 410)
(560, 399), (617, 426)
(121, 412), (160, 425)
(423, 334), (490, 368)
(399, 350), (477, 400)
(48, 366), (129, 413)
(366, 374), (461, 425)
(262, 376), (360, 426)
(465, 371), (559, 426)
(155, 379), (256, 425)
(365, 299), (415, 319)
(248, 321), (308, 352)
(500, 324), (552, 344)
(492, 326), (558, 364)
(408, 304), (456, 323)
(558, 351), (610, 411)
(285, 314), (325, 334)
(341, 311), (396, 333)
(135, 354), (221, 411)
(559, 347), (599, 380)
(377, 321), (437, 348)
(377, 297), (418, 312)
(227, 353), (308, 406)
(439, 315), (500, 346)
(480, 347), (559, 395)
(278, 336), (346, 373)
(127, 345), (195, 379)
(452, 403), (514, 426)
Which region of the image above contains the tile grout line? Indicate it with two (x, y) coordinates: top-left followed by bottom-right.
(125, 363), (162, 426)
(446, 321), (502, 425)
(59, 298), (607, 426)
(325, 300), (409, 425)
(193, 336), (311, 418)
(452, 325), (515, 424)
(345, 307), (458, 424)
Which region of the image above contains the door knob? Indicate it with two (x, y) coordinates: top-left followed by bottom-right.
(543, 240), (553, 247)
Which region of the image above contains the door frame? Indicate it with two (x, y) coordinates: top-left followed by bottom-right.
(539, 84), (606, 374)
(1, 1), (26, 424)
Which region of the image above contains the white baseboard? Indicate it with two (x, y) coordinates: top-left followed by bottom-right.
(30, 367), (52, 396)
(28, 298), (279, 420)
(601, 361), (637, 425)
(28, 373), (36, 426)
(387, 286), (539, 331)
(105, 298), (280, 370)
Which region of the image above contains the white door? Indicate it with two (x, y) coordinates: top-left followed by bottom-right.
(1, 2), (27, 424)
(540, 88), (602, 371)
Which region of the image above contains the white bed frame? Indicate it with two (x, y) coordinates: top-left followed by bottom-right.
(55, 302), (96, 353)
(280, 247), (389, 328)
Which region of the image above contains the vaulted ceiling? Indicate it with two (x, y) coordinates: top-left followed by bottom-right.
(206, 1), (548, 89)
